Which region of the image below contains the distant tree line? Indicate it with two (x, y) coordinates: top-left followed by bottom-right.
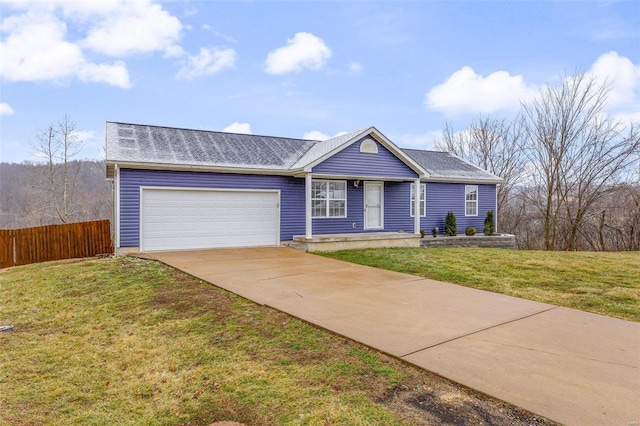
(436, 73), (640, 251)
(1, 116), (111, 229)
(0, 160), (112, 229)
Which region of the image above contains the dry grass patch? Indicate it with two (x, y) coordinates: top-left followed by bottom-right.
(321, 248), (640, 321)
(0, 257), (556, 425)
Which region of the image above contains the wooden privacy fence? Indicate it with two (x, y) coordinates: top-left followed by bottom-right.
(0, 220), (113, 268)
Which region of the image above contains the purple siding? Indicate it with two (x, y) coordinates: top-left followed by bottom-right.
(420, 183), (497, 233)
(383, 181), (415, 233)
(312, 181), (415, 235)
(119, 168), (305, 247)
(118, 169), (498, 247)
(312, 137), (419, 179)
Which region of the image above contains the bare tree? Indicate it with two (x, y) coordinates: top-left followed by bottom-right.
(435, 116), (527, 232)
(31, 115), (84, 224)
(1, 160), (112, 229)
(521, 73), (640, 250)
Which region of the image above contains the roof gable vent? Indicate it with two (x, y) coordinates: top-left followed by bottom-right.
(360, 138), (378, 154)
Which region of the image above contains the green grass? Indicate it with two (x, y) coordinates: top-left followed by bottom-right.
(0, 257), (411, 425)
(320, 248), (640, 322)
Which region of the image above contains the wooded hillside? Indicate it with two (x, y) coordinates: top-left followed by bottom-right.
(0, 160), (112, 229)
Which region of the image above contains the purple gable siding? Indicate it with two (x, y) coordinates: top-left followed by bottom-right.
(119, 168), (305, 247)
(420, 183), (497, 233)
(311, 181), (415, 235)
(312, 137), (418, 179)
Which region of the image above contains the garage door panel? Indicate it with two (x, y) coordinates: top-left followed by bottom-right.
(141, 188), (280, 252)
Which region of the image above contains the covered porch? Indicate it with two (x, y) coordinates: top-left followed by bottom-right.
(301, 173), (423, 237)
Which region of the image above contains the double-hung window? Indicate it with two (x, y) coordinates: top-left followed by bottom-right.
(410, 183), (426, 217)
(465, 185), (478, 216)
(312, 180), (346, 218)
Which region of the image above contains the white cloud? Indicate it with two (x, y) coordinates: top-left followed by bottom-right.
(163, 45), (186, 59)
(0, 11), (131, 88)
(222, 122), (252, 134)
(0, 103), (14, 115)
(78, 1), (183, 57)
(0, 0), (188, 87)
(265, 32), (331, 74)
(425, 66), (538, 116)
(348, 61), (363, 76)
(425, 51), (640, 123)
(176, 47), (236, 79)
(588, 51), (640, 122)
(303, 130), (348, 141)
(78, 61), (131, 87)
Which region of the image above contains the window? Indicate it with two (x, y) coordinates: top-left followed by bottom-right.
(312, 180), (346, 217)
(465, 185), (478, 216)
(410, 183), (426, 217)
(359, 138), (378, 154)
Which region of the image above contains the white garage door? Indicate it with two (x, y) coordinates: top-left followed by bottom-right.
(140, 188), (280, 252)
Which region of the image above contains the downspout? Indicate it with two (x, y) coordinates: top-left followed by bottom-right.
(495, 184), (499, 234)
(114, 164), (120, 253)
(305, 173), (312, 239)
(414, 178), (421, 235)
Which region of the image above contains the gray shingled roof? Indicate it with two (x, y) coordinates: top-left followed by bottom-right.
(402, 149), (502, 182)
(105, 122), (316, 170)
(106, 121), (502, 182)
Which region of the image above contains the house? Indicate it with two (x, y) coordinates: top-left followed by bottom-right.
(105, 122), (502, 254)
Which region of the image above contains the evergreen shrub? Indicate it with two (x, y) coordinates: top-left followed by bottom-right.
(445, 211), (457, 236)
(484, 210), (495, 236)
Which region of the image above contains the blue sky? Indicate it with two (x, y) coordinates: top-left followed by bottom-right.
(1, 0), (639, 163)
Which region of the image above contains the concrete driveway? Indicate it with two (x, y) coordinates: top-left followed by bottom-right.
(141, 247), (640, 425)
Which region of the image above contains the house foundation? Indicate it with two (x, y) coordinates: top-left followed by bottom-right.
(289, 232), (421, 252)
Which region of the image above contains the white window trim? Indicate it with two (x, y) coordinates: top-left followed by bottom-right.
(465, 185), (478, 217)
(311, 179), (347, 218)
(410, 183), (426, 217)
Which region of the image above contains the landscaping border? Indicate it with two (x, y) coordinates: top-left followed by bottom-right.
(421, 234), (516, 249)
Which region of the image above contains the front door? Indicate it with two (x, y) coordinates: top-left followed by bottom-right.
(364, 182), (384, 229)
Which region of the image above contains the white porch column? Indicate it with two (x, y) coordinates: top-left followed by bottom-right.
(414, 178), (421, 235)
(305, 173), (312, 239)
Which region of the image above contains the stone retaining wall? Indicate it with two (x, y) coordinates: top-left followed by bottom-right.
(421, 234), (517, 249)
(292, 232), (421, 252)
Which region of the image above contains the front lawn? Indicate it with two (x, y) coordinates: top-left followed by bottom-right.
(0, 257), (555, 425)
(320, 248), (639, 322)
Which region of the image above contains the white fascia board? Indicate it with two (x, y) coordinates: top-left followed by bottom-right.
(106, 160), (297, 176)
(311, 173), (412, 182)
(423, 176), (504, 184)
